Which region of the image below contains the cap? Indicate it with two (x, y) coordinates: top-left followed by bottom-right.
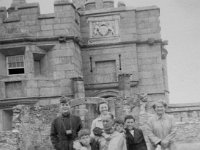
(60, 96), (71, 104)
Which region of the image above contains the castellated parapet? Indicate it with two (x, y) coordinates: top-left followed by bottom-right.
(0, 0), (168, 131)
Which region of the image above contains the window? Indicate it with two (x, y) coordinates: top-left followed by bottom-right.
(6, 55), (25, 75)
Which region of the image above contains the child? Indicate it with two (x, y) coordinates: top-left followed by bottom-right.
(114, 118), (125, 133)
(124, 115), (147, 150)
(73, 129), (99, 150)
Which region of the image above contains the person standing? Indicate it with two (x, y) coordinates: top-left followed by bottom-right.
(124, 115), (147, 150)
(146, 100), (177, 150)
(94, 112), (127, 150)
(90, 101), (109, 136)
(50, 96), (82, 150)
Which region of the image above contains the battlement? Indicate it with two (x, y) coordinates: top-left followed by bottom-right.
(0, 1), (81, 39)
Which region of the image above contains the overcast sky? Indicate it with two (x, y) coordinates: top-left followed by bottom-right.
(1, 0), (200, 104)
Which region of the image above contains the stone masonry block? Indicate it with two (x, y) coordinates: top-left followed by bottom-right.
(139, 64), (162, 72)
(139, 71), (162, 79)
(53, 71), (66, 79)
(41, 25), (53, 31)
(54, 64), (75, 71)
(26, 88), (39, 97)
(39, 30), (54, 36)
(52, 49), (73, 57)
(39, 87), (58, 97)
(26, 80), (38, 88)
(139, 77), (163, 86)
(137, 51), (161, 58)
(138, 58), (158, 65)
(37, 80), (55, 87)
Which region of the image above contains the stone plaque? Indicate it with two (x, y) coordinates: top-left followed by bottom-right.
(88, 15), (120, 44)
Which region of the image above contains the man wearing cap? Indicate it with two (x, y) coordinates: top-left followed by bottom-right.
(50, 96), (82, 150)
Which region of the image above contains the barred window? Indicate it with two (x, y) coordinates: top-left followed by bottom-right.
(6, 55), (25, 75)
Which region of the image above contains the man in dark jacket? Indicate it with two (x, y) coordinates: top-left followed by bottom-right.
(124, 115), (147, 150)
(50, 96), (82, 150)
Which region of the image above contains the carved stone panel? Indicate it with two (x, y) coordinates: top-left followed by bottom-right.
(88, 15), (120, 44)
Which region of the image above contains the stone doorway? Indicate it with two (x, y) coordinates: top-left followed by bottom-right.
(1, 109), (13, 131)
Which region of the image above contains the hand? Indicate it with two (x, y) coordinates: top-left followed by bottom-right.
(93, 127), (103, 136)
(161, 139), (169, 148)
(155, 145), (161, 150)
(73, 140), (82, 150)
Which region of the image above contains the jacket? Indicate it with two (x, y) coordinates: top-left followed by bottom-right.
(125, 128), (148, 150)
(50, 114), (82, 150)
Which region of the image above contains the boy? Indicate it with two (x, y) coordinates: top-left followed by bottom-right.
(114, 118), (125, 133)
(124, 115), (147, 150)
(73, 129), (99, 150)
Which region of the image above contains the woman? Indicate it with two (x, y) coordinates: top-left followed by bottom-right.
(90, 101), (109, 136)
(146, 100), (177, 150)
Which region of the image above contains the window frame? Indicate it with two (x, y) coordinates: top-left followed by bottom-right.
(6, 55), (25, 76)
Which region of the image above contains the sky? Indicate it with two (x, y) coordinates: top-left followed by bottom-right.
(1, 0), (200, 104)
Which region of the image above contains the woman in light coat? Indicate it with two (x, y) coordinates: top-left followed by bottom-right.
(90, 101), (109, 136)
(146, 100), (177, 150)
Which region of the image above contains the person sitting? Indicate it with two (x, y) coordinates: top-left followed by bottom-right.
(124, 115), (147, 150)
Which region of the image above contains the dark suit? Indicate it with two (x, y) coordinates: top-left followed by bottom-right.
(125, 128), (147, 150)
(50, 114), (82, 150)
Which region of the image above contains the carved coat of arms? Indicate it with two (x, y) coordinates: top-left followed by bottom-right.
(88, 15), (120, 44)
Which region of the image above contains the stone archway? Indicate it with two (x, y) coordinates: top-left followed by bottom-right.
(93, 90), (119, 98)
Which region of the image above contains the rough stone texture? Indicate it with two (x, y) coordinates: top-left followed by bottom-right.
(0, 1), (168, 126)
(1, 97), (200, 150)
(1, 1), (193, 149)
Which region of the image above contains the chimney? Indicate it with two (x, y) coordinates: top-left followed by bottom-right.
(71, 77), (85, 98)
(118, 73), (131, 98)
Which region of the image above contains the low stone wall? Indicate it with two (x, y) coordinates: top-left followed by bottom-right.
(0, 131), (19, 150)
(1, 101), (200, 150)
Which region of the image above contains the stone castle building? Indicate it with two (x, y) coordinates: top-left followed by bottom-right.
(0, 0), (169, 131)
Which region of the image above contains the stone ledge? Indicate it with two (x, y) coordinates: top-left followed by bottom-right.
(0, 36), (81, 45)
(82, 39), (163, 49)
(169, 103), (200, 108)
(3, 16), (20, 23)
(38, 13), (55, 20)
(135, 5), (160, 12)
(85, 81), (138, 90)
(0, 96), (62, 109)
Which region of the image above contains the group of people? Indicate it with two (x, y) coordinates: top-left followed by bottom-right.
(50, 97), (177, 150)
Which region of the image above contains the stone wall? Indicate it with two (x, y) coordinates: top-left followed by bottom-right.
(1, 100), (200, 150)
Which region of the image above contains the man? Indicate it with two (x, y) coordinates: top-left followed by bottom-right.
(93, 112), (127, 150)
(124, 115), (147, 150)
(50, 96), (82, 150)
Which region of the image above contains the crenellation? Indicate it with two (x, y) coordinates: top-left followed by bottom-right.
(0, 1), (174, 144)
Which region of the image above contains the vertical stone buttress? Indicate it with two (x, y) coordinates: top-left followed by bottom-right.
(118, 74), (131, 98)
(71, 77), (85, 98)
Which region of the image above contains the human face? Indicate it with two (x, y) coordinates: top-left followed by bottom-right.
(102, 114), (113, 130)
(154, 103), (165, 116)
(124, 119), (134, 130)
(99, 103), (108, 115)
(114, 123), (124, 133)
(60, 103), (71, 114)
(80, 135), (90, 146)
